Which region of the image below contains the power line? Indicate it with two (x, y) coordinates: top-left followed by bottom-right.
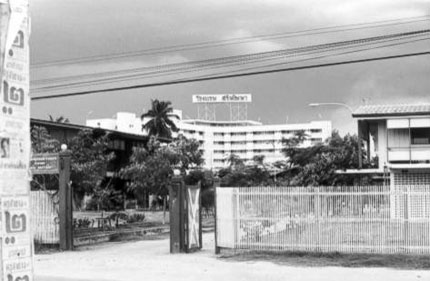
(184, 37), (430, 81)
(31, 28), (430, 88)
(31, 34), (430, 92)
(31, 51), (430, 101)
(31, 15), (430, 69)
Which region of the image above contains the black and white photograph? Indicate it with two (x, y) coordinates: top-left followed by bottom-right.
(0, 0), (430, 280)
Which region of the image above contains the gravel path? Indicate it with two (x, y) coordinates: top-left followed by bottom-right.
(35, 234), (429, 281)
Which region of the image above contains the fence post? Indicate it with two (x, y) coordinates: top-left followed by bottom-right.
(198, 181), (203, 250)
(59, 151), (73, 251)
(233, 188), (240, 249)
(403, 185), (410, 252)
(315, 187), (321, 251)
(213, 178), (221, 254)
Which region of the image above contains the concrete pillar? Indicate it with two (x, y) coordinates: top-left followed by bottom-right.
(59, 151), (73, 250)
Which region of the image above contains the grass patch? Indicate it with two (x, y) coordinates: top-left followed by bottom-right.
(218, 250), (430, 270)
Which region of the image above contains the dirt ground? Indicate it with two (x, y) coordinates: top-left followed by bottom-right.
(34, 232), (430, 281)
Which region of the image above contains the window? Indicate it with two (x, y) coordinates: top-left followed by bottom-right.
(108, 139), (125, 150)
(411, 128), (430, 145)
(231, 132), (246, 136)
(310, 129), (322, 133)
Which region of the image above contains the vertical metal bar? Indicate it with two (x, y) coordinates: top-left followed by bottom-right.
(404, 185), (409, 253)
(198, 182), (203, 250)
(214, 179), (221, 254)
(315, 187), (320, 251)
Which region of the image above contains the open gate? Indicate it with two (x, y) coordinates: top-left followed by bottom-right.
(169, 177), (202, 253)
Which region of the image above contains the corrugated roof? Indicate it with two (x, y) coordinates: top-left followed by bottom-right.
(352, 104), (430, 117)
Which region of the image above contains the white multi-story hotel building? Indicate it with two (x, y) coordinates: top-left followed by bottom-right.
(87, 111), (332, 170)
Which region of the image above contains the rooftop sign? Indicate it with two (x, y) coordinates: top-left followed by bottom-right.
(192, 94), (252, 104)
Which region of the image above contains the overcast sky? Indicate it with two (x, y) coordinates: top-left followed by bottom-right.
(29, 0), (430, 134)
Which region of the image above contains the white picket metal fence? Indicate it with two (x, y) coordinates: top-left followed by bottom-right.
(216, 186), (430, 254)
(30, 190), (60, 244)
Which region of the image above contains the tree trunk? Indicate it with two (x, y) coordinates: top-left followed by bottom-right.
(142, 190), (147, 209)
(162, 196), (167, 225)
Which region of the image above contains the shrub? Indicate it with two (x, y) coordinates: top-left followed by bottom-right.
(126, 213), (146, 223)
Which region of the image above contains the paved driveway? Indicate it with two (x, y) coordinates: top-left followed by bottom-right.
(35, 234), (429, 281)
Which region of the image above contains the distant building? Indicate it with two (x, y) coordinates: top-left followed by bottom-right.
(87, 110), (332, 170)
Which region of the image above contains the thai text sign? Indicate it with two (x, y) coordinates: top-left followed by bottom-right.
(192, 94), (252, 103)
(30, 154), (59, 175)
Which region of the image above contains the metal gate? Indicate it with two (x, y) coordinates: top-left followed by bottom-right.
(169, 177), (202, 253)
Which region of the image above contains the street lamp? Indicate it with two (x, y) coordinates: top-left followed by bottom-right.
(308, 103), (354, 114)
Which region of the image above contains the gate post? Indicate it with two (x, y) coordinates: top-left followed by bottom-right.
(213, 178), (221, 254)
(169, 176), (184, 253)
(59, 151), (73, 250)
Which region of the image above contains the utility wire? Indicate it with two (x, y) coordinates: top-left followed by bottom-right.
(31, 15), (430, 69)
(31, 51), (430, 101)
(31, 34), (430, 91)
(154, 37), (430, 84)
(31, 28), (430, 87)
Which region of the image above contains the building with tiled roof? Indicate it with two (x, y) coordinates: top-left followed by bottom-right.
(353, 104), (430, 118)
(352, 103), (430, 218)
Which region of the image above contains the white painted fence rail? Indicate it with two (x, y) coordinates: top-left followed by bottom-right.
(216, 186), (430, 254)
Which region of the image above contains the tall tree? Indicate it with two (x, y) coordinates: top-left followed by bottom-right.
(218, 154), (273, 187)
(280, 130), (375, 186)
(48, 115), (70, 123)
(141, 99), (178, 139)
(169, 135), (204, 174)
(31, 125), (60, 153)
(69, 129), (115, 209)
(120, 136), (203, 217)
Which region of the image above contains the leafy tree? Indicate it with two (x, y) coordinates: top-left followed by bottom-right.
(69, 129), (115, 209)
(218, 154), (273, 187)
(31, 125), (60, 153)
(141, 99), (178, 139)
(225, 153), (245, 170)
(30, 126), (61, 191)
(169, 134), (204, 174)
(280, 130), (375, 186)
(120, 135), (204, 220)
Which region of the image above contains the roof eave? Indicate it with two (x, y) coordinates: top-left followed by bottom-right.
(352, 112), (430, 119)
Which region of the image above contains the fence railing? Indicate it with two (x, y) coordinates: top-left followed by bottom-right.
(216, 186), (430, 254)
(31, 190), (60, 244)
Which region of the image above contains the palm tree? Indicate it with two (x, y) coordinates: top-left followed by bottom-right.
(49, 115), (70, 123)
(141, 99), (178, 139)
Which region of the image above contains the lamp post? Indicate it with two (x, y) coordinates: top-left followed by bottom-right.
(308, 102), (354, 114)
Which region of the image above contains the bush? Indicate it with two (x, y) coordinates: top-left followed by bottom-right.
(126, 213), (146, 223)
(73, 217), (94, 229)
